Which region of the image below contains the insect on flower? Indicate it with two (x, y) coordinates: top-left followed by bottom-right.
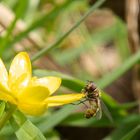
(0, 52), (85, 116)
(81, 81), (113, 122)
(82, 81), (102, 119)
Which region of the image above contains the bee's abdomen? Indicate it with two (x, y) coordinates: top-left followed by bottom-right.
(85, 108), (96, 119)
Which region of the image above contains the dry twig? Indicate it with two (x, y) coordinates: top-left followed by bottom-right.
(126, 0), (140, 110)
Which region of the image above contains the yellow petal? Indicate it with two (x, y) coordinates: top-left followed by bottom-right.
(0, 59), (8, 89)
(9, 52), (31, 93)
(18, 85), (50, 103)
(0, 59), (16, 104)
(18, 102), (47, 116)
(0, 83), (16, 104)
(31, 77), (61, 95)
(47, 103), (67, 107)
(0, 91), (15, 104)
(47, 93), (85, 107)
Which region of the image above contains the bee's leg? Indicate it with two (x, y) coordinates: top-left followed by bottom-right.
(71, 99), (88, 108)
(81, 101), (88, 108)
(71, 102), (80, 105)
(71, 99), (87, 105)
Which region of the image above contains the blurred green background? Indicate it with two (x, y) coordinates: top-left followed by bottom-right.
(0, 0), (140, 140)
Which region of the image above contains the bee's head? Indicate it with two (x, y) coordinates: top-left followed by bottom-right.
(85, 81), (97, 93)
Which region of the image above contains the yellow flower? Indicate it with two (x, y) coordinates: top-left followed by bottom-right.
(0, 52), (84, 116)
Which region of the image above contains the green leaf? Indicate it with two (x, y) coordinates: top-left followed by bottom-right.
(0, 102), (5, 118)
(104, 115), (140, 140)
(38, 105), (76, 133)
(0, 124), (14, 136)
(16, 120), (46, 140)
(14, 0), (28, 19)
(121, 125), (140, 140)
(62, 113), (140, 129)
(0, 104), (16, 131)
(60, 112), (114, 127)
(11, 111), (46, 140)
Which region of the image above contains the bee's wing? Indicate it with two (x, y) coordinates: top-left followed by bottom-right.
(100, 99), (113, 123)
(95, 100), (102, 120)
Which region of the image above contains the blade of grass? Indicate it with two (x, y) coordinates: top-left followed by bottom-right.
(54, 18), (130, 65)
(53, 23), (118, 65)
(105, 117), (140, 140)
(10, 111), (46, 140)
(31, 0), (106, 62)
(15, 120), (46, 140)
(121, 125), (140, 140)
(61, 114), (140, 130)
(38, 105), (76, 133)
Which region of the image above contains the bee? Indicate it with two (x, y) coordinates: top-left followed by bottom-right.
(82, 81), (113, 122)
(82, 81), (102, 119)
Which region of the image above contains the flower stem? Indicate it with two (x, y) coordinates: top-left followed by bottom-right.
(0, 104), (17, 131)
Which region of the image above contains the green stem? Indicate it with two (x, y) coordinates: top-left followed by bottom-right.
(0, 104), (17, 131)
(31, 0), (105, 62)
